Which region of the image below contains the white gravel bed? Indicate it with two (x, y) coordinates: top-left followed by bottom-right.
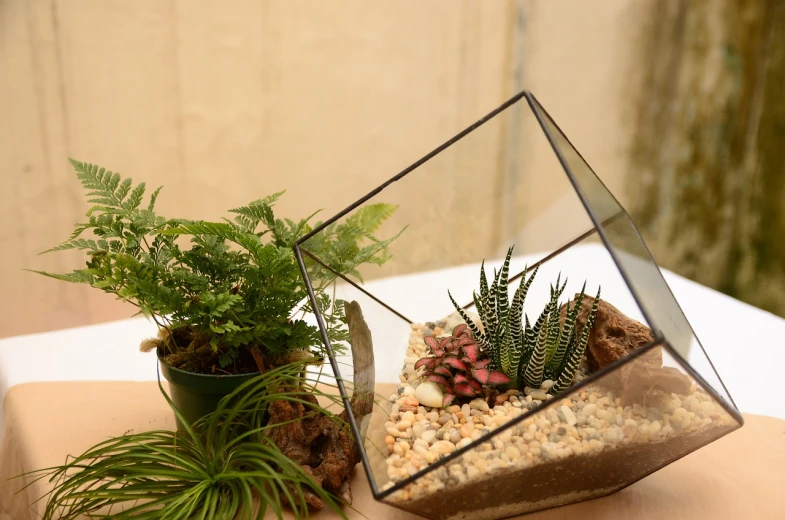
(381, 315), (737, 504)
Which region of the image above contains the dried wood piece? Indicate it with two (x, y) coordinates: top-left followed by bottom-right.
(266, 300), (375, 510)
(562, 296), (693, 404)
(561, 295), (660, 371)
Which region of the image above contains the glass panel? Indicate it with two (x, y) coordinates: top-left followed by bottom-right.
(338, 240), (646, 494)
(295, 90), (741, 520)
(380, 344), (740, 519)
(526, 93), (737, 409)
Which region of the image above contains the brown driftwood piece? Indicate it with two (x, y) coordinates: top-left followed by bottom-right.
(562, 296), (692, 404)
(266, 300), (375, 510)
(560, 295), (660, 371)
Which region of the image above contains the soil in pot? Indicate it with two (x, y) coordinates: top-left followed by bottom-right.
(156, 326), (261, 375)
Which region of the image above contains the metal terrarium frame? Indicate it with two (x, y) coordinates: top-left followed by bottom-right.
(293, 90), (743, 514)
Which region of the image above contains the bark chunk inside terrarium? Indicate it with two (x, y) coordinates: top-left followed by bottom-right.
(378, 307), (737, 520)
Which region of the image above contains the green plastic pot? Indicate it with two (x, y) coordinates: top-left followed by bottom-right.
(157, 348), (260, 430)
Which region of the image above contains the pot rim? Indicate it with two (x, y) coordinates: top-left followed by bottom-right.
(156, 345), (261, 381)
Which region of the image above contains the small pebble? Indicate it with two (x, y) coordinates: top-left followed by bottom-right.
(431, 441), (456, 455)
(421, 430), (436, 444)
(414, 381), (445, 408)
(396, 420), (412, 431)
(469, 399), (490, 412)
(561, 405), (577, 426)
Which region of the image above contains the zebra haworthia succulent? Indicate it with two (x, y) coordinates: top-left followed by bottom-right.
(449, 245), (600, 395)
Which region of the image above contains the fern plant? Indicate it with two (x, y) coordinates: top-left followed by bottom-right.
(32, 160), (402, 373)
(449, 246), (600, 395)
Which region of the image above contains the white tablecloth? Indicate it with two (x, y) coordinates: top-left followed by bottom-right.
(2, 244), (783, 437)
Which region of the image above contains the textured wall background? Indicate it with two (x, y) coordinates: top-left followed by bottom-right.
(628, 0), (785, 318)
(2, 0), (782, 338)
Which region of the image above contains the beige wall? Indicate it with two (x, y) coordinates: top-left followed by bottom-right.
(1, 1), (643, 338)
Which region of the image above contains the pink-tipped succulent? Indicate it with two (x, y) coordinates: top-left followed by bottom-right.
(414, 323), (510, 406)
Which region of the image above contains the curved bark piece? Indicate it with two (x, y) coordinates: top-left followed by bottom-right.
(266, 300), (375, 510)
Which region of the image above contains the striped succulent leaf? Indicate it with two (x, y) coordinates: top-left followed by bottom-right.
(520, 315), (536, 370)
(495, 247), (513, 347)
(449, 244), (600, 396)
(548, 282), (586, 375)
(530, 300), (548, 351)
(499, 325), (512, 377)
(507, 332), (522, 387)
(545, 276), (569, 360)
(544, 295), (561, 361)
(479, 260), (490, 309)
(509, 264), (532, 353)
(471, 292), (490, 347)
(552, 287), (601, 393)
(487, 268), (499, 326)
(523, 315), (549, 388)
(483, 268), (500, 356)
(448, 291), (488, 350)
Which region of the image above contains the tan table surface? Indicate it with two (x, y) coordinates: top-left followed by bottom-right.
(1, 381), (784, 520)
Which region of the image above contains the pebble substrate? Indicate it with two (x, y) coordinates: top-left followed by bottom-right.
(381, 315), (737, 516)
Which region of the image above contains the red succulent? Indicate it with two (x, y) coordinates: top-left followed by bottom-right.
(414, 323), (510, 406)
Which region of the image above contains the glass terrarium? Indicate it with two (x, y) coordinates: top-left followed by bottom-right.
(295, 90), (742, 520)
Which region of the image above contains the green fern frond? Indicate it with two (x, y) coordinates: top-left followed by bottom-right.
(115, 177), (132, 203)
(36, 159), (402, 377)
(147, 186), (163, 212)
(228, 202), (275, 227)
(41, 238), (103, 254)
(70, 159), (132, 211)
(26, 269), (94, 284)
(344, 203), (397, 235)
(161, 221), (272, 263)
(125, 182), (146, 210)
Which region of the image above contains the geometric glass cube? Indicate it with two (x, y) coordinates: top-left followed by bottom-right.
(295, 90), (742, 519)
